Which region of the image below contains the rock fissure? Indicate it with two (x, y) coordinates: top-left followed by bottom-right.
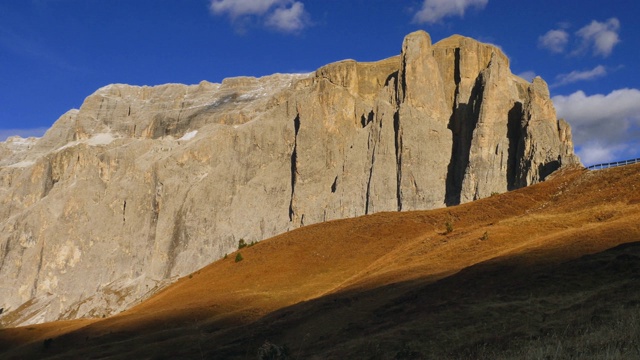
(361, 110), (374, 128)
(289, 114), (301, 222)
(506, 101), (523, 190)
(31, 241), (45, 299)
(393, 111), (403, 211)
(165, 206), (186, 279)
(122, 200), (127, 223)
(364, 113), (382, 215)
(445, 47), (464, 206)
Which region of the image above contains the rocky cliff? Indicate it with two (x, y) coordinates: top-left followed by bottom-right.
(0, 31), (580, 327)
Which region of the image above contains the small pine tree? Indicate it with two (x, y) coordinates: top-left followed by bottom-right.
(238, 239), (247, 249)
(235, 252), (243, 263)
(445, 221), (454, 234)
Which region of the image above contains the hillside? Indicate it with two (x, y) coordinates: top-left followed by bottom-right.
(1, 163), (639, 359)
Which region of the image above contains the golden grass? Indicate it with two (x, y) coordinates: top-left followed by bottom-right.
(1, 164), (640, 358)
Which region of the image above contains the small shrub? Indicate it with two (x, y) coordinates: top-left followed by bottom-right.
(43, 338), (53, 350)
(257, 340), (290, 360)
(491, 191), (500, 197)
(189, 274), (193, 279)
(480, 231), (489, 241)
(249, 241), (257, 247)
(235, 253), (243, 263)
(238, 239), (247, 249)
(223, 253), (228, 259)
(445, 221), (454, 234)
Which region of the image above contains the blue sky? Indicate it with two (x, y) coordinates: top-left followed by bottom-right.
(1, 0), (638, 166)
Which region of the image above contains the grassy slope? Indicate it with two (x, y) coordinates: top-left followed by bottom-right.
(1, 164), (639, 359)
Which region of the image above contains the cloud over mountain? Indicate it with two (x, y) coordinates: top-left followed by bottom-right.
(553, 88), (640, 164)
(210, 0), (310, 33)
(553, 65), (607, 87)
(413, 0), (488, 24)
(539, 18), (621, 58)
(538, 29), (569, 53)
(575, 18), (621, 57)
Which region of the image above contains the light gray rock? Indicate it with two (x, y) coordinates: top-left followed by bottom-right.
(0, 31), (580, 327)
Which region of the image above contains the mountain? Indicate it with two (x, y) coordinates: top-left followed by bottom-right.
(0, 30), (579, 327)
(1, 163), (638, 359)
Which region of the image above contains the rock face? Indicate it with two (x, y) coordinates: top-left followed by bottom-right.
(0, 31), (580, 326)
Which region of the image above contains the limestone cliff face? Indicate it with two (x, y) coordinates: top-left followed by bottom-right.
(0, 31), (580, 326)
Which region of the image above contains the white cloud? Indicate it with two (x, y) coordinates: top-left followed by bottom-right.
(209, 0), (309, 33)
(413, 0), (488, 24)
(577, 143), (629, 165)
(265, 2), (307, 32)
(517, 71), (537, 82)
(575, 18), (620, 57)
(539, 18), (621, 58)
(553, 65), (606, 87)
(553, 88), (640, 165)
(210, 0), (284, 18)
(538, 29), (569, 53)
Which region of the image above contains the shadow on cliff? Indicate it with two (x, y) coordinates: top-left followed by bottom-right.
(3, 240), (640, 359)
(444, 48), (483, 206)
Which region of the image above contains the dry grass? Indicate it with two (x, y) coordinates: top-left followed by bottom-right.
(1, 164), (640, 359)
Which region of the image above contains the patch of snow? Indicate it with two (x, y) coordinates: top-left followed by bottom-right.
(178, 130), (198, 141)
(55, 132), (117, 152)
(8, 160), (35, 168)
(87, 133), (116, 146)
(3, 136), (39, 151)
(6, 136), (38, 145)
(56, 140), (81, 152)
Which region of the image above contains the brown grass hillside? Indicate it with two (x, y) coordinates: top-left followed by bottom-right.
(1, 164), (640, 359)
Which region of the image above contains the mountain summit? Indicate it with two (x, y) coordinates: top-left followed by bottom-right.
(0, 31), (579, 326)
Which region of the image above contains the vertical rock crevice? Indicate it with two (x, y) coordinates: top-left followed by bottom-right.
(289, 114), (301, 222)
(364, 112), (382, 215)
(31, 241), (45, 298)
(164, 207), (186, 279)
(41, 161), (55, 199)
(393, 111), (402, 211)
(145, 167), (162, 268)
(360, 111), (374, 128)
(445, 47), (463, 206)
(506, 102), (523, 190)
(331, 176), (338, 193)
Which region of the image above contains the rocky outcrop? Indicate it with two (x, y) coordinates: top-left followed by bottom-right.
(0, 31), (580, 327)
